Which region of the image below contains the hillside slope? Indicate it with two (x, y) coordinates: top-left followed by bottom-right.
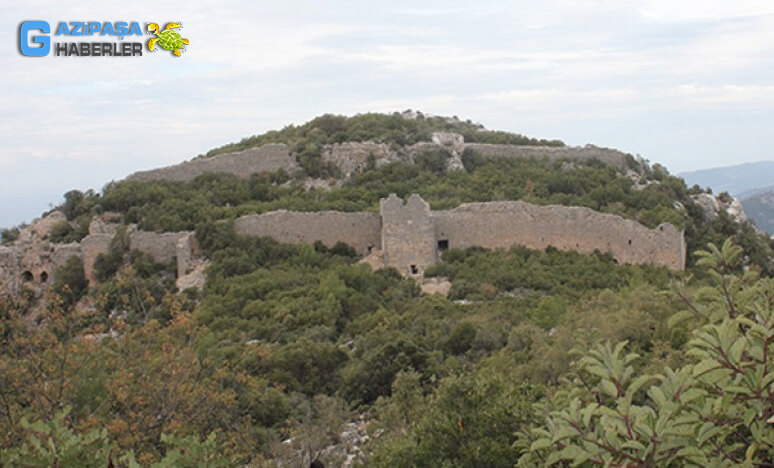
(2, 112), (774, 466)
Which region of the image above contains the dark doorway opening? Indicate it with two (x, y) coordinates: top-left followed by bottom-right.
(22, 271), (33, 282)
(437, 239), (449, 251)
(410, 264), (419, 274)
(40, 272), (49, 283)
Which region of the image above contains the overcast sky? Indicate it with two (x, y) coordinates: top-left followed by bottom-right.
(3, 1), (774, 228)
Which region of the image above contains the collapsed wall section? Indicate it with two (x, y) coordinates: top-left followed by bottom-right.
(126, 143), (297, 182)
(234, 211), (381, 256)
(129, 231), (189, 265)
(462, 144), (632, 171)
(432, 201), (685, 270)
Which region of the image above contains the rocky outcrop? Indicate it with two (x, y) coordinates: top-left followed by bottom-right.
(691, 193), (748, 223)
(321, 142), (400, 177)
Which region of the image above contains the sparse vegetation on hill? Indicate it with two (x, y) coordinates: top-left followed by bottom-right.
(201, 112), (564, 159)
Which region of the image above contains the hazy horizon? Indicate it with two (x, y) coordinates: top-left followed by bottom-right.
(4, 1), (774, 228)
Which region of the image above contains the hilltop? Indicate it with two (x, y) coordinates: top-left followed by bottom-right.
(2, 112), (774, 466)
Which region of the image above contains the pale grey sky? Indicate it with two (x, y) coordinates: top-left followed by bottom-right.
(3, 0), (774, 228)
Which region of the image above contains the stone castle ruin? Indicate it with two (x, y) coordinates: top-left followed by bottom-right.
(234, 194), (685, 275)
(0, 133), (686, 297)
(126, 132), (634, 182)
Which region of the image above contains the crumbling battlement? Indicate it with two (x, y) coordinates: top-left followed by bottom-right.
(462, 144), (631, 171)
(0, 211), (200, 295)
(124, 133), (633, 183)
(127, 143), (297, 182)
(233, 194), (685, 275)
(433, 201), (685, 272)
(234, 211), (381, 255)
(2, 193), (684, 299)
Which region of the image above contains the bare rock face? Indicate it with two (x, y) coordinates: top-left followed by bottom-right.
(321, 142), (399, 177)
(176, 262), (208, 291)
(420, 277), (452, 296)
(691, 193), (748, 223)
(432, 131), (464, 148)
(88, 218), (118, 236)
(691, 193), (721, 220)
(726, 198), (748, 223)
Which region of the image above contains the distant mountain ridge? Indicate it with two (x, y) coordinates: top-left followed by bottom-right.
(679, 161), (774, 196)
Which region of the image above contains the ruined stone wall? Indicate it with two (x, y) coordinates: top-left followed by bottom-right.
(432, 201), (685, 270)
(80, 234), (113, 282)
(234, 211), (381, 255)
(129, 231), (189, 265)
(380, 194), (437, 275)
(127, 143), (297, 182)
(123, 133), (636, 185)
(0, 246), (19, 292)
(462, 144), (632, 171)
(176, 232), (200, 277)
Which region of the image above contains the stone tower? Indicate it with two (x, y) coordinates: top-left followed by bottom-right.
(379, 194), (436, 276)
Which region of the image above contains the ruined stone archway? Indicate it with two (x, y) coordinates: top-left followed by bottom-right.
(22, 271), (33, 282)
(40, 271), (49, 283)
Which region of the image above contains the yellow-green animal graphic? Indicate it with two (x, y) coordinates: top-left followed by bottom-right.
(147, 23), (189, 56)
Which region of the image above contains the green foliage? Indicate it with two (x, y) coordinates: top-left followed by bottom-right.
(93, 226), (130, 282)
(60, 189), (101, 221)
(444, 322), (477, 355)
(414, 148), (451, 174)
(0, 409), (232, 467)
(519, 241), (774, 466)
(52, 255), (88, 306)
(433, 245), (670, 302)
(1, 226), (20, 244)
(48, 217), (90, 244)
(1, 408), (112, 467)
(369, 370), (541, 468)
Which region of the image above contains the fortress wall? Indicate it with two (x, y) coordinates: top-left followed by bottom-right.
(126, 143), (297, 182)
(81, 234), (113, 282)
(432, 201), (684, 270)
(463, 144), (632, 171)
(380, 194), (436, 275)
(234, 211), (381, 255)
(130, 231), (189, 265)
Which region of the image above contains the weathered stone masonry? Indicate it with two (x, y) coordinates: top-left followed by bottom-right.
(2, 132), (683, 296)
(0, 193), (685, 297)
(235, 194), (685, 275)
